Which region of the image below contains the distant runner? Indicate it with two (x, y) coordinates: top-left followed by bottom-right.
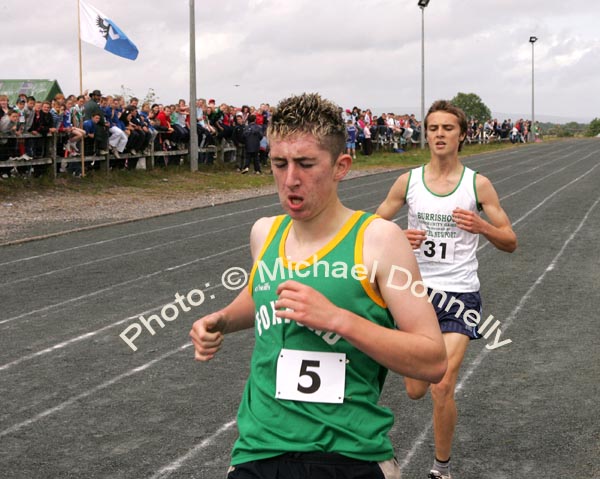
(377, 100), (517, 479)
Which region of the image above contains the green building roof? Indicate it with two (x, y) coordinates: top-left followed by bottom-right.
(0, 79), (63, 104)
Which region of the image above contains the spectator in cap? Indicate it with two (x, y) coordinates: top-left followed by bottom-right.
(343, 108), (354, 124)
(83, 89), (108, 154)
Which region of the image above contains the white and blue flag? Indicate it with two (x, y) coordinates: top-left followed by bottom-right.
(79, 0), (139, 60)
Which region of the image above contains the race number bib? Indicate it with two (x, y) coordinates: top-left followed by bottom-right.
(275, 348), (346, 403)
(419, 238), (456, 263)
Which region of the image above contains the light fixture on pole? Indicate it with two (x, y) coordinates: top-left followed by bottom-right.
(418, 0), (431, 149)
(529, 36), (538, 143)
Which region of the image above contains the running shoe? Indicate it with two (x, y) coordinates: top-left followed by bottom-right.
(428, 470), (452, 479)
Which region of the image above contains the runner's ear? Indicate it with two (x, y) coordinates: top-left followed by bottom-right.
(334, 154), (351, 181)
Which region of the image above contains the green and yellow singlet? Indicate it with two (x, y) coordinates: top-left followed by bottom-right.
(231, 211), (397, 465)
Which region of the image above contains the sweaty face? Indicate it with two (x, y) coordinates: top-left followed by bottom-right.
(270, 134), (346, 221)
(426, 111), (466, 156)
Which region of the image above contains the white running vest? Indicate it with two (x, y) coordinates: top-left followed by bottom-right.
(406, 165), (481, 292)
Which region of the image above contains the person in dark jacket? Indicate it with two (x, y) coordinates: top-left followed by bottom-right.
(30, 101), (56, 157)
(242, 114), (263, 174)
(83, 90), (108, 154)
(232, 112), (246, 171)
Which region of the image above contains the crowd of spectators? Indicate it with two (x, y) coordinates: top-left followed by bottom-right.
(341, 107), (422, 156)
(466, 117), (539, 144)
(4, 89), (536, 179)
(0, 91), (280, 177)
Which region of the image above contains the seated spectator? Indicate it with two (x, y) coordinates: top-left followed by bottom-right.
(155, 105), (176, 150)
(61, 98), (86, 155)
(171, 100), (190, 146)
(105, 98), (127, 158)
(215, 103), (233, 145)
(510, 126), (520, 143)
(129, 107), (151, 154)
(119, 108), (144, 159)
(362, 120), (373, 156)
(0, 109), (21, 160)
(140, 102), (158, 151)
(83, 113), (101, 147)
(0, 94), (11, 120)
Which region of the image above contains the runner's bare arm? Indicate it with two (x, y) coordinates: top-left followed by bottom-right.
(189, 216), (276, 361)
(377, 171), (427, 249)
(376, 172), (409, 219)
(453, 175), (517, 252)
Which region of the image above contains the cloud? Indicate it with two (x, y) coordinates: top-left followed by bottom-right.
(0, 0), (598, 121)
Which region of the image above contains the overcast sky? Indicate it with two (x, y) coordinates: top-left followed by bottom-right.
(2, 0), (599, 122)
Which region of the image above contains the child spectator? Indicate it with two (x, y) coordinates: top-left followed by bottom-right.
(259, 135), (269, 168)
(346, 119), (357, 159)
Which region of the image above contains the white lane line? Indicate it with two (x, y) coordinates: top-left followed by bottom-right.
(0, 186), (388, 327)
(511, 162), (599, 227)
(0, 202), (381, 371)
(491, 145), (592, 185)
(478, 144), (580, 177)
(0, 142), (579, 270)
(0, 303), (159, 372)
(0, 175), (393, 267)
(0, 245), (247, 326)
(148, 420), (237, 479)
(0, 343), (193, 439)
(3, 186), (384, 286)
(0, 270), (234, 372)
(0, 220), (256, 287)
(0, 142), (564, 272)
(2, 195), (597, 445)
(0, 202), (274, 267)
(475, 155), (599, 254)
(399, 196), (600, 471)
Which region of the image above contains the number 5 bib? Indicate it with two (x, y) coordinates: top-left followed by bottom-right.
(275, 348), (346, 404)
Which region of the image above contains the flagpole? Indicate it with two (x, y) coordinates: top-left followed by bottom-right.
(77, 0), (86, 176)
(77, 0), (83, 95)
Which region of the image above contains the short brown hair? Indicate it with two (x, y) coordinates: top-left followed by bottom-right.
(268, 92), (346, 161)
(425, 100), (468, 151)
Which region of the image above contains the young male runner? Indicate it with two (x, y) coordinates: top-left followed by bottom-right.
(376, 100), (517, 479)
(190, 93), (447, 479)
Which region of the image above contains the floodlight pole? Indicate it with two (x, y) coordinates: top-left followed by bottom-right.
(189, 0), (199, 171)
(529, 36), (537, 143)
(419, 1), (430, 149)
